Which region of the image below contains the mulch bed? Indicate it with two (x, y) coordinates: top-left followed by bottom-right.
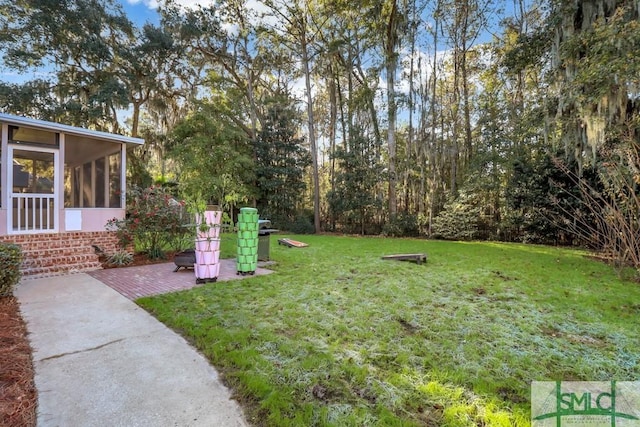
(99, 251), (178, 269)
(0, 296), (37, 427)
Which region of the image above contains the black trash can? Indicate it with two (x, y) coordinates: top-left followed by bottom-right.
(258, 220), (278, 261)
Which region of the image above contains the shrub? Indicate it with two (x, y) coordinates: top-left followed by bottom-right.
(382, 213), (420, 237)
(431, 193), (483, 241)
(106, 251), (134, 267)
(106, 186), (190, 259)
(287, 215), (315, 234)
(0, 243), (23, 297)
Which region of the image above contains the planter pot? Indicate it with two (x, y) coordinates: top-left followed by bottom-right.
(196, 239), (220, 251)
(195, 263), (220, 279)
(197, 250), (220, 265)
(238, 222), (258, 232)
(197, 226), (220, 239)
(204, 210), (222, 224)
(240, 246), (254, 256)
(240, 230), (258, 239)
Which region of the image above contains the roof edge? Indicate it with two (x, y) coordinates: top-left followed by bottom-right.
(0, 113), (145, 145)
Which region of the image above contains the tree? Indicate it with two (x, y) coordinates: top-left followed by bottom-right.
(381, 0), (406, 220)
(161, 0), (266, 140)
(262, 0), (325, 233)
(168, 103), (255, 210)
(254, 100), (311, 227)
(1, 0), (135, 130)
(0, 80), (59, 119)
(548, 0), (640, 169)
(328, 128), (384, 234)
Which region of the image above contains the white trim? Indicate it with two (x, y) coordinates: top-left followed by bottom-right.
(90, 160), (96, 207)
(78, 165), (84, 208)
(1, 124), (7, 211)
(120, 143), (126, 208)
(58, 132), (66, 207)
(0, 113), (144, 146)
(103, 156), (109, 208)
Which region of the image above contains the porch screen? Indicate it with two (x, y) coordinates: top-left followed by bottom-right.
(11, 149), (55, 232)
(65, 151), (121, 208)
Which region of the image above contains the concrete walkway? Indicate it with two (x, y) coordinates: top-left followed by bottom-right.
(15, 274), (249, 427)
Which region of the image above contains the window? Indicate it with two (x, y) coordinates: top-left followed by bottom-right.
(9, 126), (59, 147)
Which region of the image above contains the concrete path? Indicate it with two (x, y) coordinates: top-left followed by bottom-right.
(15, 274), (249, 427)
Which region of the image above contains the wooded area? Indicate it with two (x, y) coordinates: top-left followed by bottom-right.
(1, 0), (639, 266)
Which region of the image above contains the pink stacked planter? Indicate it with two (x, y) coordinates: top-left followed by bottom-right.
(194, 210), (222, 284)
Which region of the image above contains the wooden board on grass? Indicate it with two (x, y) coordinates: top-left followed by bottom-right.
(381, 253), (427, 265)
(278, 238), (309, 248)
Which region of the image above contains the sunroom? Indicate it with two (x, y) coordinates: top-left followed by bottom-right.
(0, 113), (144, 277)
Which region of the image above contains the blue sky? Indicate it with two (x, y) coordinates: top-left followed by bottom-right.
(119, 0), (161, 25)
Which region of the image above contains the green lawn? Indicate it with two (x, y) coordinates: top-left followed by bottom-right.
(138, 234), (640, 426)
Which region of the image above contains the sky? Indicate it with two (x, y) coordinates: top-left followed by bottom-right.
(119, 0), (161, 25)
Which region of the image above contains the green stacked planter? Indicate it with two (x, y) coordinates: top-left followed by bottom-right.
(236, 207), (259, 274)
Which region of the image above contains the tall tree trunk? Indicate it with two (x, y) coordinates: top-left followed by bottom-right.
(301, 27), (321, 233)
(428, 0), (441, 233)
(329, 67), (338, 231)
(131, 101), (141, 138)
(460, 6), (472, 164)
(405, 0), (417, 214)
(462, 52), (472, 163)
(450, 46), (460, 196)
(328, 67), (337, 197)
(386, 0), (399, 220)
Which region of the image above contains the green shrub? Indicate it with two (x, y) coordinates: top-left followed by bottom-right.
(106, 250), (134, 267)
(287, 215), (315, 234)
(0, 243), (23, 297)
(382, 213), (420, 237)
(106, 186), (190, 259)
(431, 193), (483, 241)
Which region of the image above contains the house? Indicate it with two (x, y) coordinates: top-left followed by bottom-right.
(0, 113), (144, 278)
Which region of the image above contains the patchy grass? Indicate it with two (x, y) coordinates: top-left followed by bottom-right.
(138, 235), (640, 426)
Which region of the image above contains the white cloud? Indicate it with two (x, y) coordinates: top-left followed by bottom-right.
(129, 0), (269, 13)
(125, 0), (161, 9)
(130, 0), (280, 34)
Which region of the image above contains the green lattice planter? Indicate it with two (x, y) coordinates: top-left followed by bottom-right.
(237, 207), (259, 275)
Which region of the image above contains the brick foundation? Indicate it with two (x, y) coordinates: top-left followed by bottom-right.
(0, 231), (128, 279)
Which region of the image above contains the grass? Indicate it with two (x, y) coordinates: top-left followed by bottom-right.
(137, 234), (640, 426)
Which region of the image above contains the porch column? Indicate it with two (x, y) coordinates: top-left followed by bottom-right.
(58, 132), (66, 231)
(1, 124), (7, 210)
(120, 143), (126, 209)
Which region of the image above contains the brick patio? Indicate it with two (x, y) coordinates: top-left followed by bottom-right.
(88, 259), (273, 300)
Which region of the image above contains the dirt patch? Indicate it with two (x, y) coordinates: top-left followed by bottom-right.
(496, 386), (528, 404)
(493, 271), (517, 281)
(541, 326), (606, 347)
(0, 296), (37, 427)
(397, 317), (419, 334)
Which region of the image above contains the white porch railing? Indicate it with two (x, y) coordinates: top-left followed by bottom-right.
(12, 194), (56, 233)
